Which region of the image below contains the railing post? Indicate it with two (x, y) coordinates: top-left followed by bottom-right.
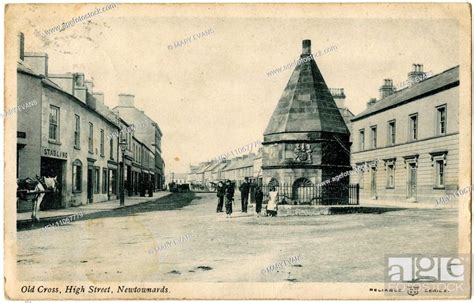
(356, 183), (360, 205)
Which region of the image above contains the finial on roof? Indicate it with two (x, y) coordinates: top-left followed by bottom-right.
(302, 40), (311, 55)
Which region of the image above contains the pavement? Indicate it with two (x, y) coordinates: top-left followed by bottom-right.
(17, 191), (171, 224)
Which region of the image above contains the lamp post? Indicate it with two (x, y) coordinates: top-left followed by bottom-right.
(119, 139), (128, 206)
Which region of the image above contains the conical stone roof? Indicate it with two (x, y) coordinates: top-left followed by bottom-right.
(264, 40), (349, 141)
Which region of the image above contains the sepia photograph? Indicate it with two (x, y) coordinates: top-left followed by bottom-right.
(3, 2), (472, 300)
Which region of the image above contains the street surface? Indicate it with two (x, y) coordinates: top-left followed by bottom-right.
(17, 192), (458, 282)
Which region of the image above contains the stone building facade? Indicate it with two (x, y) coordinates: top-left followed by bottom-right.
(350, 65), (459, 204)
(261, 40), (351, 203)
(17, 33), (158, 210)
(113, 95), (165, 190)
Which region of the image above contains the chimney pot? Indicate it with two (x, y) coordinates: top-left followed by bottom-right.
(407, 63), (426, 86)
(302, 39), (311, 55)
(379, 78), (395, 99)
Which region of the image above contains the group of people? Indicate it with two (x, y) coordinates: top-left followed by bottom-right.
(215, 177), (278, 218)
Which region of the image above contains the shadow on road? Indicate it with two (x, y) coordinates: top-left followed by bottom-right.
(17, 192), (200, 232)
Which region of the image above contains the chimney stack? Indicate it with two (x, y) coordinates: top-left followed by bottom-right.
(367, 98), (377, 108)
(24, 52), (48, 77)
(118, 94), (135, 107)
(73, 73), (87, 103)
(379, 79), (395, 99)
(329, 88), (346, 109)
(18, 32), (24, 61)
(93, 92), (104, 104)
(407, 64), (426, 86)
(84, 79), (94, 93)
(302, 39), (311, 55)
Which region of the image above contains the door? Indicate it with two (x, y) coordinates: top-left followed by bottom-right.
(407, 163), (417, 200)
(370, 167), (377, 199)
(40, 157), (64, 209)
(87, 167), (93, 203)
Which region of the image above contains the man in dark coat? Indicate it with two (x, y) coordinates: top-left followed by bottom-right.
(239, 177), (250, 213)
(216, 181), (225, 212)
(225, 180), (235, 218)
(255, 186), (264, 217)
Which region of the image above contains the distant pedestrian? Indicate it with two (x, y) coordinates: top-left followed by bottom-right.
(216, 181), (225, 212)
(239, 177), (250, 213)
(266, 186), (278, 217)
(255, 186), (263, 217)
(225, 180), (235, 218)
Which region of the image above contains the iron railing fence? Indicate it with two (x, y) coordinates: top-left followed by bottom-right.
(257, 183), (359, 205)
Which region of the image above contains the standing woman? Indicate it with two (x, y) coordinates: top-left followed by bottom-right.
(266, 186), (279, 217)
(255, 186), (264, 217)
(225, 180), (235, 218)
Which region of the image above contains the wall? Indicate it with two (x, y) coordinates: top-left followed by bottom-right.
(17, 72), (43, 179)
(351, 86), (459, 204)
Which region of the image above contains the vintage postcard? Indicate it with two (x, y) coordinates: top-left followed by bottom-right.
(3, 2), (472, 300)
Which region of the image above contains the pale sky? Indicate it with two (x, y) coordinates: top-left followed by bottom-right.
(17, 5), (460, 174)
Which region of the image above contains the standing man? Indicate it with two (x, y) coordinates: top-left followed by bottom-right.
(216, 181), (225, 212)
(225, 180), (235, 219)
(239, 177), (250, 213)
(255, 186), (264, 217)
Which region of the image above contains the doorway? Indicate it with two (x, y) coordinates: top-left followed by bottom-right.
(40, 157), (64, 209)
(87, 167), (93, 203)
(370, 166), (377, 199)
(407, 163), (417, 201)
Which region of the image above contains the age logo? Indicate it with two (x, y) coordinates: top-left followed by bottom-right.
(387, 256), (465, 282)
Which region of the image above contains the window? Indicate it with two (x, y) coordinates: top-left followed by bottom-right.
(72, 160), (82, 192)
(437, 105), (447, 135)
(409, 114), (418, 141)
(94, 167), (100, 194)
(88, 123), (94, 153)
(74, 115), (80, 148)
(359, 129), (365, 151)
(109, 138), (114, 160)
(100, 129), (104, 156)
(435, 160), (445, 188)
(387, 164), (395, 188)
(370, 126), (377, 148)
(430, 151), (447, 189)
(49, 105), (60, 141)
(388, 120), (396, 145)
(109, 169), (117, 194)
(102, 168), (108, 194)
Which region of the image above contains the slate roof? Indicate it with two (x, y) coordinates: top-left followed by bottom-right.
(352, 66), (459, 121)
(264, 40), (349, 136)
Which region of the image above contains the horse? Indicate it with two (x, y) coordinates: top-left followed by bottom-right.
(17, 176), (59, 222)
